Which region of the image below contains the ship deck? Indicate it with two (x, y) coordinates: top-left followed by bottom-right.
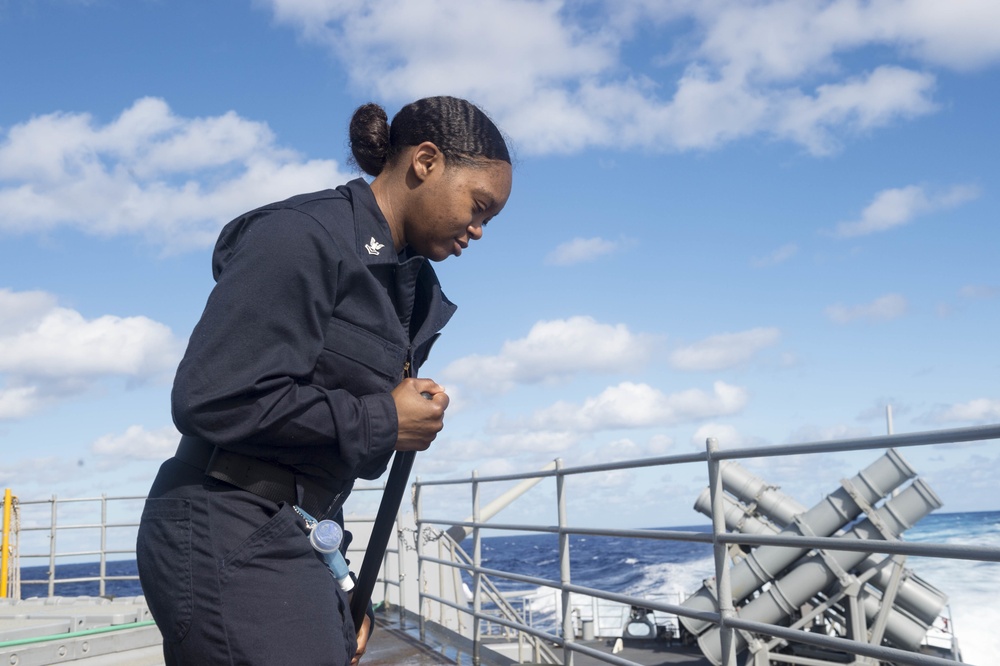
(372, 611), (713, 666)
(0, 596), (711, 665)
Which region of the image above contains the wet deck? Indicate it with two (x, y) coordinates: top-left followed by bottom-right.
(366, 615), (461, 665)
(372, 612), (713, 665)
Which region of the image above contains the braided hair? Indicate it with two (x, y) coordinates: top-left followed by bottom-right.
(349, 96), (510, 177)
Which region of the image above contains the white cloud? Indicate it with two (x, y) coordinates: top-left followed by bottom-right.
(670, 327), (781, 371)
(752, 243), (798, 268)
(261, 0), (1000, 155)
(0, 97), (351, 251)
(857, 399), (909, 422)
(416, 428), (676, 481)
(834, 184), (980, 237)
(784, 423), (872, 444)
(545, 237), (621, 266)
(872, 0), (1000, 70)
(825, 293), (907, 324)
(485, 431), (584, 456)
(0, 455), (85, 490)
(602, 437), (659, 461)
(931, 399), (1000, 424)
(91, 424), (181, 462)
(690, 423), (746, 449)
(646, 434), (675, 456)
(0, 386), (39, 421)
(775, 66), (937, 153)
(959, 284), (1000, 300)
(669, 0), (1000, 75)
(505, 380), (748, 434)
(0, 288), (183, 420)
(442, 316), (657, 393)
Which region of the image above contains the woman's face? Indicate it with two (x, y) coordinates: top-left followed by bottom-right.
(405, 157), (513, 262)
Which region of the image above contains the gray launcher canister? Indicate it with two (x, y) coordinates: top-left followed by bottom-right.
(693, 487), (784, 537)
(694, 485), (943, 648)
(716, 459), (808, 526)
(679, 449), (916, 636)
(714, 461), (949, 625)
(696, 477), (943, 665)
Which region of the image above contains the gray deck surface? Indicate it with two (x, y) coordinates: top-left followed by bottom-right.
(375, 612), (713, 666)
(366, 616), (460, 665)
(566, 639), (713, 666)
(1, 597), (713, 665)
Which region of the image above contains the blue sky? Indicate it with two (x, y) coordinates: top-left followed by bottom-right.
(1, 0), (998, 526)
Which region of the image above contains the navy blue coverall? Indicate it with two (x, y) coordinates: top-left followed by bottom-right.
(137, 178), (455, 665)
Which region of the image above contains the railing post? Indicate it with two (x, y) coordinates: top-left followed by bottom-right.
(472, 469), (482, 666)
(556, 458), (573, 666)
(414, 476), (425, 642)
(707, 438), (737, 666)
(437, 532), (445, 626)
(100, 494), (108, 597)
(48, 495), (57, 598)
(395, 505), (406, 626)
(380, 504), (393, 618)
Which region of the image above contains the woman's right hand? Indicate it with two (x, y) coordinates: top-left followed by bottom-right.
(392, 378), (449, 451)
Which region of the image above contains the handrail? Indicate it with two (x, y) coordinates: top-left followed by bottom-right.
(4, 485), (401, 615)
(412, 422), (1000, 666)
(9, 494), (145, 598)
(442, 532), (562, 663)
(714, 423), (1000, 459)
(2, 423), (997, 666)
(416, 424), (1000, 488)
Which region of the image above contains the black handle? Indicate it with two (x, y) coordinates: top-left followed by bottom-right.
(349, 449), (416, 630)
(349, 390), (432, 630)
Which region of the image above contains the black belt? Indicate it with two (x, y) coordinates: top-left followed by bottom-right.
(174, 436), (350, 520)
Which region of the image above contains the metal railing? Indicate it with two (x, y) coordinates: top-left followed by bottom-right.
(7, 494), (144, 599)
(432, 528), (563, 664)
(412, 423), (1000, 666)
(337, 482), (411, 626)
(2, 423), (998, 666)
(2, 487), (398, 606)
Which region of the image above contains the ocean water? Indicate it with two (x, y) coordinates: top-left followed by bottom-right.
(18, 558), (142, 599)
(904, 511), (1000, 664)
(472, 524), (715, 614)
(19, 511), (998, 663)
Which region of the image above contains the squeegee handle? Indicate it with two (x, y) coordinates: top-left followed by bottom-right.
(349, 449), (416, 631)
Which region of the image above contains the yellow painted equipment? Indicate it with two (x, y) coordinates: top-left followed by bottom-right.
(1, 488), (12, 599)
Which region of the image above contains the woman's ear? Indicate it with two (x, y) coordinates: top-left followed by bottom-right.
(410, 141), (444, 182)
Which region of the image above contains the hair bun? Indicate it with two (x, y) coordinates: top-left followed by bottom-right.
(349, 103), (390, 176)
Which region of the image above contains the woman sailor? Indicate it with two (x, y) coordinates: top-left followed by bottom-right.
(137, 96), (513, 665)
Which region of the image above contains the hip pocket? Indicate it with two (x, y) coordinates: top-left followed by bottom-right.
(137, 498), (192, 643)
(218, 502), (305, 583)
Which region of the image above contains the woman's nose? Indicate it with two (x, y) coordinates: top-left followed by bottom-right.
(468, 222), (484, 241)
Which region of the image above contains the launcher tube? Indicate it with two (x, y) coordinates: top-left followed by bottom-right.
(713, 462), (948, 625)
(720, 461), (807, 526)
(680, 449), (916, 635)
(697, 478), (943, 665)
